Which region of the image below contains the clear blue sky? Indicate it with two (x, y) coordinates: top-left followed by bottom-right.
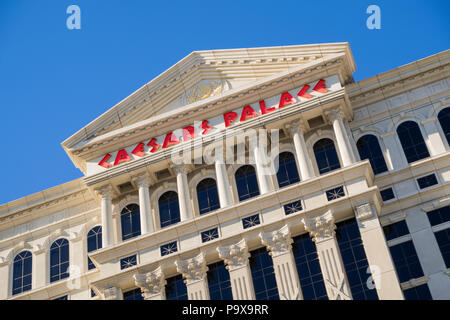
(0, 0), (449, 204)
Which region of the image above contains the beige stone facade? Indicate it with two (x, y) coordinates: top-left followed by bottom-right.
(1, 43), (449, 300)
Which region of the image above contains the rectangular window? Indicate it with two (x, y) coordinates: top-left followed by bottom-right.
(53, 295), (68, 300)
(249, 247), (279, 300)
(120, 254), (137, 270)
(336, 218), (379, 300)
(426, 205), (450, 226)
(160, 241), (178, 256)
(434, 228), (450, 268)
(165, 275), (188, 300)
(207, 261), (233, 300)
(123, 288), (143, 300)
(388, 241), (424, 283)
(417, 174), (438, 189)
(201, 228), (219, 243)
(380, 188), (395, 202)
(242, 214), (260, 229)
(383, 220), (409, 241)
(292, 233), (328, 300)
(325, 186), (345, 201)
(402, 283), (432, 300)
(283, 200), (303, 215)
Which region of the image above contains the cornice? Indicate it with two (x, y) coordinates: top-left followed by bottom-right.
(348, 57), (449, 108)
(0, 188), (90, 225)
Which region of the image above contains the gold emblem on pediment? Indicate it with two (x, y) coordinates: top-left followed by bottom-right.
(187, 80), (223, 104)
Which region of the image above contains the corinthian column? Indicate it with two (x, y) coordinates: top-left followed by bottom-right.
(325, 109), (357, 167)
(95, 185), (114, 248)
(176, 253), (210, 300)
(215, 159), (233, 208)
(250, 131), (275, 195)
(134, 266), (166, 300)
(133, 173), (153, 235)
(260, 225), (302, 300)
(217, 239), (255, 300)
(286, 120), (315, 180)
(302, 211), (352, 300)
(171, 164), (193, 221)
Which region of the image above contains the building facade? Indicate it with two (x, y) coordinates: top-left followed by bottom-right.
(1, 43), (449, 300)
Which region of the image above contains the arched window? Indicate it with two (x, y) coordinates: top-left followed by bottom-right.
(159, 191), (180, 228)
(438, 107), (450, 145)
(197, 178), (220, 215)
(12, 251), (32, 295)
(276, 152), (300, 188)
(87, 226), (102, 270)
(121, 204), (141, 241)
(313, 138), (341, 174)
(50, 239), (69, 283)
(397, 121), (430, 163)
(356, 135), (388, 175)
(235, 165), (260, 202)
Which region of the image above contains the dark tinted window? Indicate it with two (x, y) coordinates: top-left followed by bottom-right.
(249, 247), (279, 300)
(336, 218), (379, 300)
(197, 178), (220, 215)
(397, 121), (430, 163)
(159, 191), (180, 228)
(380, 188), (395, 202)
(357, 135), (388, 175)
(437, 107), (450, 145)
(123, 288), (143, 300)
(313, 138), (341, 174)
(276, 152), (300, 188)
(434, 228), (450, 268)
(50, 238), (70, 283)
(207, 261), (233, 300)
(403, 284), (432, 300)
(292, 234), (328, 300)
(383, 220), (409, 241)
(121, 204), (141, 241)
(427, 205), (450, 226)
(87, 226), (102, 270)
(165, 275), (188, 300)
(388, 241), (424, 283)
(235, 165), (260, 201)
(417, 174), (438, 189)
(12, 251), (32, 295)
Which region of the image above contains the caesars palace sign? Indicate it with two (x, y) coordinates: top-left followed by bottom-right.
(93, 76), (340, 172)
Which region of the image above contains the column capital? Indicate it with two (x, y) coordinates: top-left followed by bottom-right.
(259, 224), (293, 257)
(302, 211), (336, 243)
(285, 118), (307, 135)
(132, 172), (151, 188)
(175, 252), (208, 284)
(95, 184), (113, 199)
(103, 286), (122, 300)
(169, 162), (193, 175)
(355, 203), (375, 221)
(135, 266), (166, 298)
(217, 239), (250, 271)
(324, 108), (345, 123)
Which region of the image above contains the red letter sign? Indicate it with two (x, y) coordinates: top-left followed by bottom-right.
(259, 100), (275, 115)
(147, 138), (160, 153)
(162, 132), (180, 148)
(278, 92), (297, 108)
(224, 111), (238, 127)
(240, 105), (258, 122)
(114, 149), (132, 166)
(98, 154), (112, 168)
(200, 120), (212, 135)
(131, 142), (145, 157)
(297, 84), (313, 99)
(312, 79), (328, 93)
(182, 126), (195, 141)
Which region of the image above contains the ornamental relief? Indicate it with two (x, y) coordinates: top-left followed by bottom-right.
(185, 79), (231, 104)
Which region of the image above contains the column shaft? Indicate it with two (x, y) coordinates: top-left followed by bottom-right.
(327, 110), (356, 167)
(303, 211), (352, 300)
(215, 159), (233, 208)
(97, 185), (113, 247)
(135, 174), (153, 234)
(355, 204), (404, 299)
(290, 123), (314, 180)
(252, 143), (274, 194)
(174, 166), (193, 221)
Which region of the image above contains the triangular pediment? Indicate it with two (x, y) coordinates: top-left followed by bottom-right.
(62, 42), (355, 171)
